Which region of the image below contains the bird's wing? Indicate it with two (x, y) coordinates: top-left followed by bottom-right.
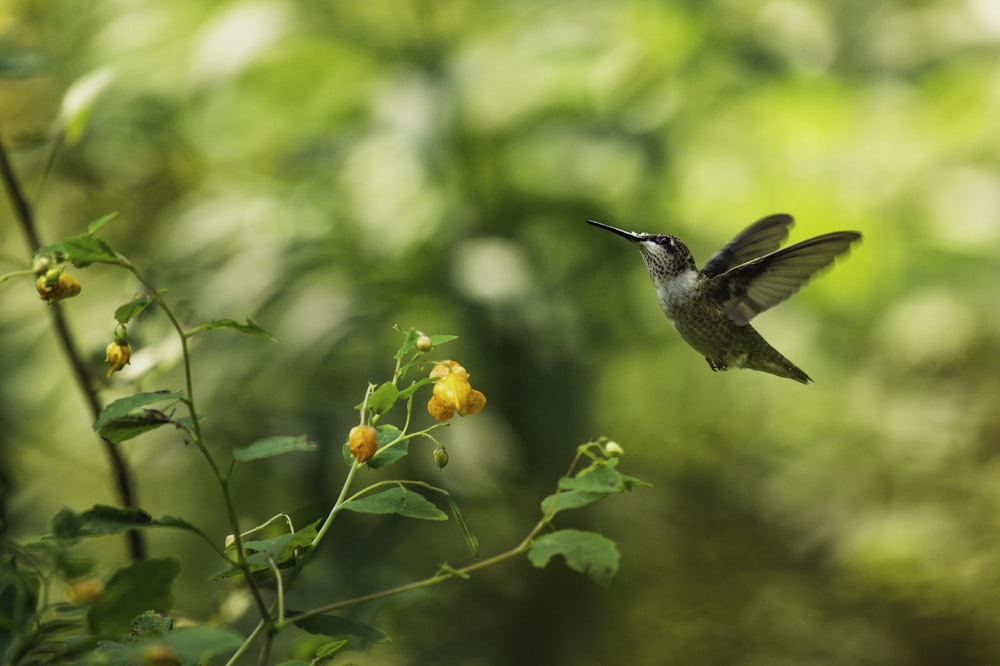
(712, 231), (862, 326)
(701, 214), (794, 278)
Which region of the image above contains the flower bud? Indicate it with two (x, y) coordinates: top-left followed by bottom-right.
(603, 440), (624, 458)
(140, 643), (180, 666)
(433, 445), (449, 469)
(415, 332), (433, 352)
(31, 255), (51, 275)
(105, 341), (132, 378)
(348, 425), (378, 463)
(66, 576), (103, 604)
(36, 271), (82, 304)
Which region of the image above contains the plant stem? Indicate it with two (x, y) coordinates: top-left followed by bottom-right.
(0, 135), (145, 561)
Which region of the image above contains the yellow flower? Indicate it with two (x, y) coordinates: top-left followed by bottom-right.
(348, 425), (378, 463)
(36, 271), (81, 304)
(427, 360), (486, 421)
(66, 576), (103, 604)
(105, 341), (131, 377)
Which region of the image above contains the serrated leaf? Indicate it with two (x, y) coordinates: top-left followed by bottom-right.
(428, 334), (458, 346)
(540, 490), (607, 515)
(398, 376), (435, 399)
(88, 625), (244, 663)
(62, 235), (120, 267)
(50, 506), (203, 541)
(86, 211), (118, 236)
(193, 317), (278, 341)
(114, 294), (153, 324)
(528, 529), (620, 587)
(93, 391), (182, 431)
(365, 382), (399, 416)
(87, 558), (180, 639)
(559, 462), (650, 495)
(393, 326), (419, 361)
(215, 520), (319, 578)
(233, 435), (316, 462)
(98, 408), (172, 443)
(342, 487), (447, 520)
(292, 613), (391, 644)
(368, 426), (408, 469)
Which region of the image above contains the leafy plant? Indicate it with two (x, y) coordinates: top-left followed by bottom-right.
(0, 206), (646, 663)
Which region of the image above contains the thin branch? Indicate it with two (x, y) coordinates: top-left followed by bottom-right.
(0, 134), (145, 560)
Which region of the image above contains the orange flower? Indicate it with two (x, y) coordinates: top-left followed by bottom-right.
(349, 425), (378, 463)
(427, 360), (486, 421)
(36, 271), (81, 304)
(105, 341), (131, 378)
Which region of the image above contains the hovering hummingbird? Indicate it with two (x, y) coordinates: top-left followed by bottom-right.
(587, 214), (861, 384)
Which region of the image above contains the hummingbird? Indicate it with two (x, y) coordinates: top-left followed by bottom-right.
(587, 214), (861, 384)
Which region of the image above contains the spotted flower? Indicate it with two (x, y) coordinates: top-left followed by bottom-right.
(427, 360), (486, 422)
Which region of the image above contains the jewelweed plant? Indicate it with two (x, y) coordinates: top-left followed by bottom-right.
(0, 148), (647, 665)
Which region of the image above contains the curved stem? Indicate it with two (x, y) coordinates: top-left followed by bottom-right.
(0, 135), (145, 561)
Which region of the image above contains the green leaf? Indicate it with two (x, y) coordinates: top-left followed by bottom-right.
(50, 506), (203, 541)
(343, 425), (409, 469)
(428, 334), (458, 347)
(233, 435), (317, 462)
(527, 529), (620, 587)
(93, 390), (183, 431)
(97, 408), (173, 444)
(62, 235), (120, 267)
(540, 462), (651, 514)
(398, 376), (435, 399)
(60, 68), (115, 147)
(0, 560), (39, 635)
(363, 382), (399, 416)
(292, 613), (391, 644)
(114, 294), (154, 324)
(392, 325), (420, 361)
(559, 462), (650, 495)
(540, 490), (606, 515)
(369, 425), (409, 469)
(193, 317), (278, 341)
(87, 624), (244, 663)
(342, 487), (447, 520)
(87, 558), (180, 639)
(316, 639), (349, 657)
(86, 211), (118, 236)
(445, 494), (479, 558)
(215, 520), (319, 578)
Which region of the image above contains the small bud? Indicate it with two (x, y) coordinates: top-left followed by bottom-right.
(415, 332), (433, 352)
(113, 325), (129, 345)
(140, 643), (180, 666)
(31, 255), (51, 275)
(36, 272), (82, 304)
(433, 446), (449, 469)
(603, 441), (624, 458)
(66, 577), (103, 604)
(349, 425), (378, 463)
(224, 534), (235, 549)
(105, 341), (132, 377)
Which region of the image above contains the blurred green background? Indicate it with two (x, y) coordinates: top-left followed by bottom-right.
(2, 0), (999, 663)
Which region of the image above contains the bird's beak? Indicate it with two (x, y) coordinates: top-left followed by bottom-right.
(587, 219), (643, 243)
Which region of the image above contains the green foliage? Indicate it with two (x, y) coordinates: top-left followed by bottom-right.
(0, 219), (642, 662)
(87, 559), (180, 639)
(233, 435), (317, 462)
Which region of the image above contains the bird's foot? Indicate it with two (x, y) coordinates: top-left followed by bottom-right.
(705, 358), (728, 372)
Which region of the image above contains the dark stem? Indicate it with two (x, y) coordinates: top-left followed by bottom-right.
(0, 135), (145, 560)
